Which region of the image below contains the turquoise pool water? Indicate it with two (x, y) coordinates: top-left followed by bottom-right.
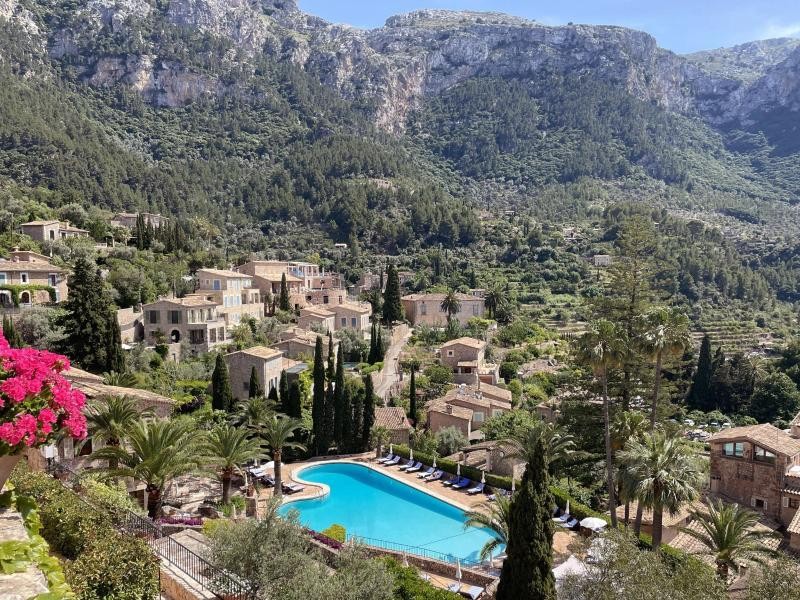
(278, 462), (500, 564)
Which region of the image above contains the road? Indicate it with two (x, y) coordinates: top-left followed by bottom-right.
(375, 327), (412, 403)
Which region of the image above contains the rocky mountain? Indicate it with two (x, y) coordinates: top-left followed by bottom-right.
(0, 0), (799, 235)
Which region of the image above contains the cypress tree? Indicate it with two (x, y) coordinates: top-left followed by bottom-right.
(135, 213), (145, 250)
(323, 377), (335, 453)
(278, 370), (289, 411)
(105, 309), (125, 374)
(211, 354), (234, 412)
(375, 326), (385, 361)
(279, 273), (291, 312)
(687, 334), (713, 411)
(408, 366), (417, 422)
(248, 366), (262, 399)
(382, 263), (403, 324)
(58, 259), (110, 372)
(351, 387), (364, 452)
(312, 336), (326, 455)
(267, 386), (279, 402)
(287, 380), (303, 419)
(496, 439), (556, 600)
(2, 315), (21, 348)
(333, 349), (346, 446)
(362, 375), (376, 452)
(326, 332), (335, 380)
(368, 322), (378, 364)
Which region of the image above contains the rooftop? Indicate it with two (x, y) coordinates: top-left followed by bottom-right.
(426, 400), (473, 421)
(150, 296), (219, 308)
(197, 268), (252, 279)
(441, 337), (486, 350)
(236, 346), (283, 360)
(374, 407), (412, 431)
(334, 302), (372, 314)
(20, 220), (58, 226)
(710, 424), (800, 457)
(300, 306), (335, 317)
(402, 292), (479, 302)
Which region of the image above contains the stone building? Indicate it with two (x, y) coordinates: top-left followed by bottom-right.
(225, 346), (285, 402)
(0, 250), (68, 308)
(401, 293), (485, 327)
(110, 212), (168, 229)
(426, 401), (473, 439)
(190, 268), (263, 328)
(331, 302), (372, 332)
(373, 407), (413, 446)
(272, 327), (339, 361)
(426, 383), (512, 435)
(439, 337), (499, 385)
(297, 305), (336, 332)
(142, 296), (226, 358)
(20, 220), (89, 242)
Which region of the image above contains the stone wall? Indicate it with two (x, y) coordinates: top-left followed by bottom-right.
(0, 508), (50, 599)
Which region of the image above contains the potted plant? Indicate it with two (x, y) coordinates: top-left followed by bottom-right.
(0, 331), (87, 487)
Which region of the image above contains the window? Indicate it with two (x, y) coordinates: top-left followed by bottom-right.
(473, 411), (484, 423)
(48, 273), (57, 286)
(473, 303), (479, 315)
(49, 230), (55, 240)
(0, 273), (6, 284)
(209, 329), (216, 343)
(323, 295), (329, 304)
(351, 318), (356, 327)
(148, 311), (159, 324)
(169, 311), (181, 324)
(722, 442), (744, 457)
(189, 330), (205, 345)
(752, 497), (767, 510)
(492, 409), (504, 417)
(789, 498), (800, 509)
(243, 381), (249, 391)
(20, 273), (28, 283)
(447, 350), (454, 357)
(420, 303), (427, 315)
(754, 446), (776, 464)
(341, 318), (347, 327)
(213, 279), (221, 290)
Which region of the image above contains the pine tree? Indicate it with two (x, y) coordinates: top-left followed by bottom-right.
(278, 370), (289, 411)
(248, 366), (262, 399)
(362, 375), (376, 452)
(496, 439), (556, 600)
(408, 366), (417, 423)
(105, 310), (125, 374)
(382, 263), (403, 324)
(312, 336), (326, 455)
(279, 273), (291, 312)
(333, 349), (346, 446)
(287, 380), (303, 419)
(211, 354), (234, 412)
(58, 259), (110, 372)
(687, 334), (714, 411)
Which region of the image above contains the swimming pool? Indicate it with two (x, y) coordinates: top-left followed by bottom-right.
(279, 462), (501, 564)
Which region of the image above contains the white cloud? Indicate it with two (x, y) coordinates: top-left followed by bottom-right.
(759, 22), (800, 39)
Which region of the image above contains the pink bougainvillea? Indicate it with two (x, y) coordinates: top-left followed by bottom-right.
(0, 332), (86, 454)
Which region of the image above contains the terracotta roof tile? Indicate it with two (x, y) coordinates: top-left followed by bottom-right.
(373, 407), (412, 431)
(441, 337), (485, 349)
(710, 424), (800, 457)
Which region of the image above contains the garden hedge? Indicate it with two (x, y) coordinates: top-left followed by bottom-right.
(392, 445), (515, 490)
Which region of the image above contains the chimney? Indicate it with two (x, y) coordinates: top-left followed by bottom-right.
(446, 404), (453, 415)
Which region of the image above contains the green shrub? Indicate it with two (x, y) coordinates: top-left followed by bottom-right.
(392, 445), (515, 490)
(321, 524), (346, 543)
(381, 557), (461, 600)
(65, 531), (159, 600)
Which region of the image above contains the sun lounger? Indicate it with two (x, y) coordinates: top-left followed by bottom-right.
(467, 482), (485, 495)
(452, 477), (471, 490)
(442, 475), (460, 486)
(405, 462), (423, 473)
(377, 453), (395, 464)
(400, 460), (421, 471)
(464, 585), (485, 600)
(418, 466), (435, 478)
(487, 494), (496, 502)
(282, 483), (305, 494)
(259, 476), (275, 487)
(425, 470), (444, 482)
(553, 513), (570, 523)
(383, 456), (401, 466)
(396, 458), (413, 469)
(559, 517), (579, 529)
(447, 583), (461, 593)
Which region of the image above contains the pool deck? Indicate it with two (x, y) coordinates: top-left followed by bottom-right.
(280, 453), (492, 513)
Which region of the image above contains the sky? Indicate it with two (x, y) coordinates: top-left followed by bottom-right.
(298, 0), (800, 54)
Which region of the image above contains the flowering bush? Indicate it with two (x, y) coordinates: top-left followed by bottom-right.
(0, 332), (86, 454)
(157, 516), (203, 526)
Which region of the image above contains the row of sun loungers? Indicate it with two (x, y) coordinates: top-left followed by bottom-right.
(447, 583), (485, 599)
(378, 455), (486, 495)
(552, 509), (579, 529)
(247, 465), (305, 494)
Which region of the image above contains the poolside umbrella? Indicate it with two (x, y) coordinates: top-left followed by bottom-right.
(511, 479), (515, 494)
(263, 461), (283, 470)
(566, 500), (570, 516)
(389, 444), (393, 455)
(481, 471), (486, 484)
(402, 552), (409, 567)
(455, 559), (462, 583)
(580, 517), (607, 532)
(457, 463), (461, 477)
(409, 448), (414, 462)
(433, 456), (437, 468)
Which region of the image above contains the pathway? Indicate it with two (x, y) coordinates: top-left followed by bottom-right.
(375, 326), (412, 403)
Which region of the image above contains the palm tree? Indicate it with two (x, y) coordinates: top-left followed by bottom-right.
(84, 396), (151, 469)
(484, 285), (503, 319)
(440, 290), (461, 324)
(617, 432), (703, 548)
(638, 308), (690, 428)
(611, 410), (648, 526)
(506, 420), (576, 478)
(678, 498), (780, 579)
(575, 319), (626, 527)
(232, 396), (278, 438)
(464, 495), (511, 562)
(200, 424), (265, 504)
(91, 418), (202, 518)
(261, 415), (306, 498)
(370, 426), (391, 459)
(102, 371), (138, 387)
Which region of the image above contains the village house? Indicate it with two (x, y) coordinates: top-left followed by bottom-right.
(401, 293), (485, 327)
(236, 260), (303, 301)
(20, 220), (89, 242)
(116, 307), (144, 345)
(236, 259), (349, 310)
(428, 383), (512, 434)
(110, 212), (169, 229)
(373, 407), (413, 445)
(709, 423), (800, 548)
(189, 268), (263, 327)
(272, 327), (339, 361)
(439, 337), (499, 385)
(331, 302), (372, 332)
(426, 401), (473, 440)
(593, 254), (613, 267)
(141, 296), (226, 359)
(224, 346), (285, 402)
(0, 249), (68, 308)
(297, 305), (336, 333)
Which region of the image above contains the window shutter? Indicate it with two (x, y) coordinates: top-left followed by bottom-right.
(751, 497), (757, 507)
(784, 497), (789, 508)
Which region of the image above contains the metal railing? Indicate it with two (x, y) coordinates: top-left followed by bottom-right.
(347, 534), (481, 567)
